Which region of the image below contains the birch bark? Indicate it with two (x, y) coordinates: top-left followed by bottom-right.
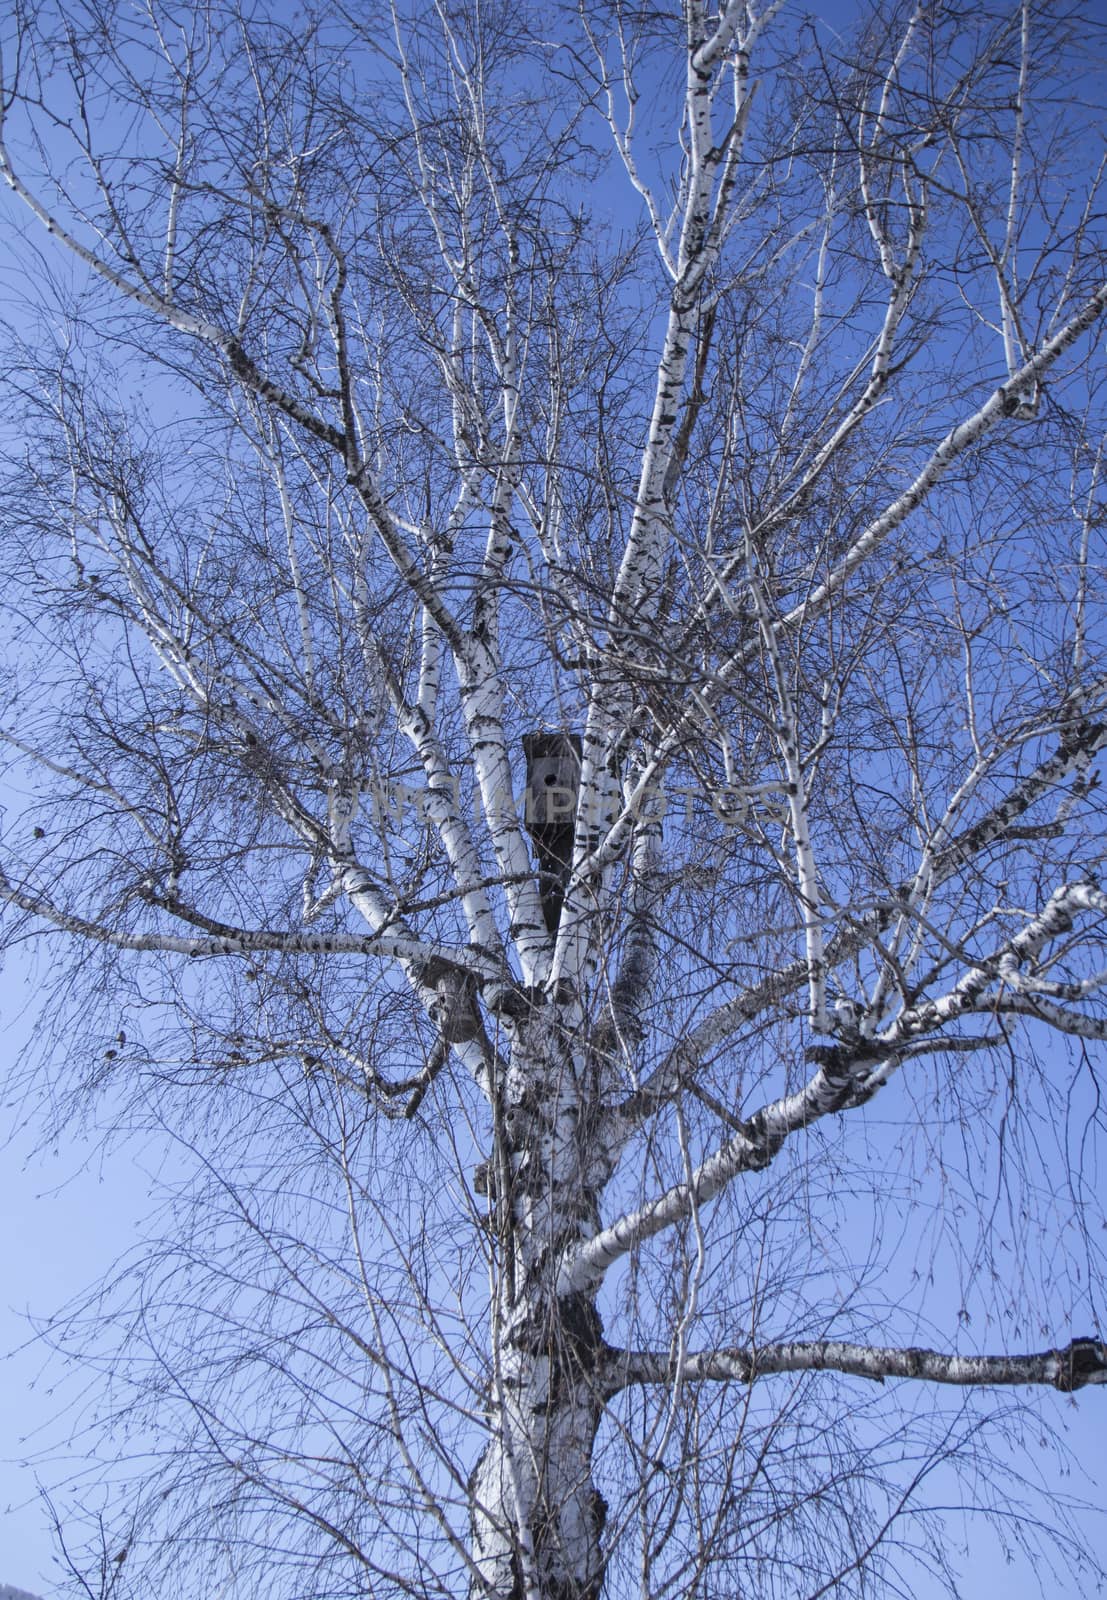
(2, 5), (1107, 1597)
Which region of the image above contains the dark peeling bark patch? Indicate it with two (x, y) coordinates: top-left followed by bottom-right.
(1056, 1338), (1107, 1391)
(507, 1553), (525, 1600)
(557, 1292), (608, 1377)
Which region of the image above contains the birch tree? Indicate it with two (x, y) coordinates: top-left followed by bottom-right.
(3, 1), (1107, 1595)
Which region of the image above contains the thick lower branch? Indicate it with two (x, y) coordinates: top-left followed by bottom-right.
(562, 882), (1107, 1295)
(558, 1049), (862, 1294)
(612, 1336), (1107, 1394)
(610, 716), (1107, 1146)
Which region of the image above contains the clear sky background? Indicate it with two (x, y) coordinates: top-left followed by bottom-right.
(4, 962), (1106, 1597)
(2, 1), (1107, 1596)
(1, 969), (162, 1597)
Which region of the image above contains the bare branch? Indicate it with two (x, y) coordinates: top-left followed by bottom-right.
(614, 1337), (1107, 1394)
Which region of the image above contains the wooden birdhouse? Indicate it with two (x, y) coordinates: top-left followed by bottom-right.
(435, 970), (482, 1043)
(522, 731), (581, 935)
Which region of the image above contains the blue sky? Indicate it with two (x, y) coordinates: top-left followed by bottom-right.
(1, 983), (161, 1596)
(4, 977), (1106, 1597)
(2, 1), (1107, 1595)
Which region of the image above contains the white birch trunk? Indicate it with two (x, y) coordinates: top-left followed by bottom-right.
(469, 1012), (609, 1600)
(469, 1311), (607, 1600)
(3, 7), (1107, 1596)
